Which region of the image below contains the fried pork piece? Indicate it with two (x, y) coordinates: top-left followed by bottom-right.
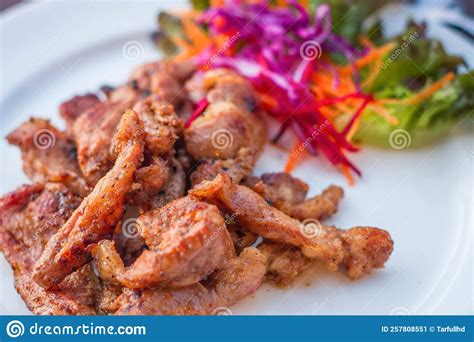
(32, 110), (144, 288)
(186, 68), (256, 111)
(131, 156), (170, 208)
(129, 61), (194, 107)
(132, 95), (183, 155)
(134, 157), (169, 194)
(114, 247), (267, 315)
(92, 196), (235, 288)
(59, 93), (101, 133)
(190, 174), (394, 278)
(6, 118), (90, 197)
(185, 68), (267, 185)
(190, 147), (257, 186)
(153, 157), (186, 207)
(72, 85), (138, 184)
(258, 241), (312, 287)
(339, 226), (394, 279)
(0, 183), (99, 314)
(132, 155), (186, 212)
(185, 101), (255, 160)
(112, 223), (146, 267)
(227, 224), (258, 254)
(246, 173), (344, 220)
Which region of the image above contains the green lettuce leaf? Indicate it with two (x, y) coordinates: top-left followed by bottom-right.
(354, 71), (474, 147)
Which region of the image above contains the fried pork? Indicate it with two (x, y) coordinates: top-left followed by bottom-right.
(32, 109), (144, 288)
(190, 173), (393, 278)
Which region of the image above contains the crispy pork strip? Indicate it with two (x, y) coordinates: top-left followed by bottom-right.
(32, 109), (144, 288)
(284, 185), (343, 221)
(72, 86), (138, 184)
(0, 183), (98, 315)
(246, 173), (344, 220)
(190, 174), (393, 278)
(92, 196), (235, 288)
(114, 247), (267, 315)
(6, 118), (90, 197)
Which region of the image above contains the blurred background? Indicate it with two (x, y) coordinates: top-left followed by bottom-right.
(0, 0), (473, 16)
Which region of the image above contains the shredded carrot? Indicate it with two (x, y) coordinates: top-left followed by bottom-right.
(361, 56), (382, 89)
(359, 36), (374, 48)
(277, 0), (287, 7)
(346, 115), (362, 142)
(169, 36), (195, 62)
(367, 102), (399, 125)
(210, 0), (225, 7)
(284, 140), (305, 173)
(380, 72), (455, 105)
(181, 17), (212, 47)
(340, 165), (355, 186)
(339, 42), (396, 74)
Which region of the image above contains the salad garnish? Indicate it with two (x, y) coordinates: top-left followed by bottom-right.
(155, 0), (473, 184)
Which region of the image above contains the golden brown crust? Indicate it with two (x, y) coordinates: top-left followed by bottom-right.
(129, 61), (193, 107)
(190, 147), (257, 187)
(114, 247), (267, 315)
(186, 68), (255, 110)
(0, 183), (98, 315)
(32, 110), (144, 288)
(93, 197), (235, 289)
(247, 173), (344, 221)
(0, 59), (395, 315)
(132, 95), (183, 156)
(185, 101), (254, 160)
(191, 174), (393, 278)
(72, 87), (138, 184)
(258, 241), (312, 287)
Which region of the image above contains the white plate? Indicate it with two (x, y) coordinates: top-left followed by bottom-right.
(0, 1), (472, 315)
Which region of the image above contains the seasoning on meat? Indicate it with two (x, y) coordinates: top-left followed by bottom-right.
(32, 109), (144, 288)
